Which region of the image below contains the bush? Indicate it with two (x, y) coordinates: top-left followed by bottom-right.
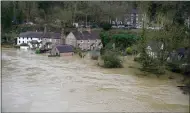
(126, 47), (133, 55)
(35, 49), (40, 54)
(112, 33), (139, 49)
(101, 50), (123, 68)
(101, 22), (112, 31)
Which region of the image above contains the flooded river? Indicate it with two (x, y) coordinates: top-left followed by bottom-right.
(2, 48), (189, 112)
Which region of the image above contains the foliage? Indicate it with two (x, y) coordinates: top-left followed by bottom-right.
(35, 48), (40, 54)
(112, 33), (139, 50)
(101, 50), (123, 68)
(100, 22), (112, 31)
(126, 47), (133, 55)
(99, 31), (110, 48)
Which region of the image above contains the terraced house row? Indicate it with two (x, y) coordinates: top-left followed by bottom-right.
(16, 28), (102, 51)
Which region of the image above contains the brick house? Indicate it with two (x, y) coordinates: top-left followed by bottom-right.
(65, 28), (102, 51)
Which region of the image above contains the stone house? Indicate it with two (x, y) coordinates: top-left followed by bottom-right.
(50, 44), (74, 56)
(65, 29), (102, 51)
(41, 32), (62, 49)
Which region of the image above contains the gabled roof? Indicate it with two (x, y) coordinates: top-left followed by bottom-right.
(19, 31), (61, 39)
(132, 8), (137, 14)
(72, 31), (100, 40)
(41, 32), (61, 39)
(19, 31), (43, 38)
(56, 44), (74, 53)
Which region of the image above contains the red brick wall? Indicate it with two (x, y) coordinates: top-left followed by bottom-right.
(60, 52), (74, 56)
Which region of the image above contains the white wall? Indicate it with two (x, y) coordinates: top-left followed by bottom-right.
(17, 37), (42, 45)
(17, 37), (43, 49)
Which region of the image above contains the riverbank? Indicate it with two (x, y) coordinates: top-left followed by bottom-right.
(92, 55), (190, 94)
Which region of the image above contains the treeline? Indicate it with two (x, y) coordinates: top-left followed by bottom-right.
(1, 1), (190, 44)
(2, 1), (190, 30)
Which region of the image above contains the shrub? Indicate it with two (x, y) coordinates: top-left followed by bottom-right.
(101, 50), (123, 68)
(112, 33), (139, 49)
(101, 22), (112, 31)
(35, 49), (40, 54)
(126, 47), (133, 55)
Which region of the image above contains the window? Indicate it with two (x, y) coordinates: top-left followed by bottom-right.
(81, 40), (83, 43)
(23, 41), (24, 43)
(27, 37), (28, 39)
(19, 41), (20, 43)
(88, 40), (90, 43)
(31, 37), (33, 40)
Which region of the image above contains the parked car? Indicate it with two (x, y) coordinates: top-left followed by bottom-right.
(112, 25), (118, 29)
(118, 25), (125, 29)
(136, 25), (142, 29)
(25, 22), (35, 25)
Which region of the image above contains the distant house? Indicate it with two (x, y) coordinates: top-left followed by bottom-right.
(41, 32), (62, 49)
(50, 44), (74, 56)
(16, 31), (62, 49)
(125, 8), (143, 27)
(65, 28), (102, 51)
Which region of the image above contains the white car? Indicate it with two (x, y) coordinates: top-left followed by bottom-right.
(25, 22), (34, 25)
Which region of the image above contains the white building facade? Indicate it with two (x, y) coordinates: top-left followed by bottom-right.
(16, 31), (62, 49)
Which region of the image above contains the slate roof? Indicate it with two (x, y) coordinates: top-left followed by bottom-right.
(19, 31), (61, 39)
(56, 44), (74, 53)
(132, 8), (137, 14)
(41, 32), (61, 39)
(72, 31), (100, 40)
(19, 31), (43, 38)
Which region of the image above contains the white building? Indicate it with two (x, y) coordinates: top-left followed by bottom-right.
(16, 31), (62, 49)
(17, 31), (43, 48)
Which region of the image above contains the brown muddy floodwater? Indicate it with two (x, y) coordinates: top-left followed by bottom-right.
(2, 48), (189, 112)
